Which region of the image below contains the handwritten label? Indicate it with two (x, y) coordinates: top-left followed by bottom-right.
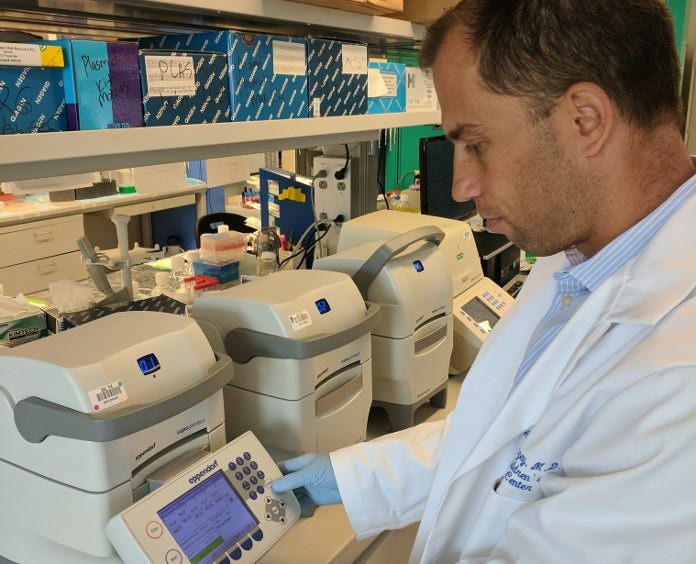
(144, 55), (196, 97)
(272, 41), (306, 76)
(342, 44), (367, 75)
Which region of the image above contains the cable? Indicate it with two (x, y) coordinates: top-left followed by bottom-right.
(297, 223), (332, 269)
(377, 129), (389, 210)
(335, 143), (350, 180)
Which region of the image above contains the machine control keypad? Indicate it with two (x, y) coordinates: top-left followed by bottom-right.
(107, 431), (300, 564)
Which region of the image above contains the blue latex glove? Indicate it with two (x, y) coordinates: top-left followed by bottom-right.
(271, 453), (342, 505)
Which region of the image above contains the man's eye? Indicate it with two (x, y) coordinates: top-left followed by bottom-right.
(465, 143), (481, 154)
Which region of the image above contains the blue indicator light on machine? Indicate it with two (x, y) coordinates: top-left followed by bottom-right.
(413, 260), (424, 272)
(137, 353), (161, 375)
(315, 298), (331, 314)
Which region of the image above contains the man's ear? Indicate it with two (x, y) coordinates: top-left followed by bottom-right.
(559, 82), (614, 157)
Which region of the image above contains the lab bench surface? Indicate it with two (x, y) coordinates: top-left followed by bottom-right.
(0, 183), (208, 229)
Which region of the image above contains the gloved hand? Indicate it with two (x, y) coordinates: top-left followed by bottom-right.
(271, 453), (342, 505)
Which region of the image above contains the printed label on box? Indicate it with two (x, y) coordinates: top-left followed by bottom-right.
(342, 44), (367, 75)
(406, 67), (438, 110)
(380, 71), (398, 98)
(272, 41), (306, 76)
(288, 310), (313, 330)
(88, 380), (128, 412)
(0, 42), (64, 67)
(144, 55), (196, 97)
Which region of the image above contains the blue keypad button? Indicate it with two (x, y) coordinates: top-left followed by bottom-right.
(218, 556), (230, 564)
(257, 485), (265, 494)
(229, 547), (242, 561)
(243, 452), (252, 460)
(242, 481), (251, 490)
(250, 476), (258, 485)
(250, 461), (258, 470)
(240, 538), (253, 551)
(257, 471), (265, 480)
(252, 529), (264, 542)
(235, 472), (244, 481)
(236, 457), (244, 465)
(249, 491), (258, 500)
(227, 462), (236, 471)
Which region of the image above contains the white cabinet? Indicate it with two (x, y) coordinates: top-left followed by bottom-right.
(0, 216), (87, 295)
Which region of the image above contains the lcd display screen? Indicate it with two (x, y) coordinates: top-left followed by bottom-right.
(158, 470), (258, 564)
(137, 353), (160, 375)
(315, 298), (331, 314)
(462, 297), (500, 333)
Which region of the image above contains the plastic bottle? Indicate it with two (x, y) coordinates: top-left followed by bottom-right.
(255, 226), (280, 276)
(169, 255), (186, 291)
(151, 271), (171, 297)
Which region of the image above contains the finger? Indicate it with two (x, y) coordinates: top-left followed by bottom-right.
(271, 472), (307, 494)
(277, 453), (315, 474)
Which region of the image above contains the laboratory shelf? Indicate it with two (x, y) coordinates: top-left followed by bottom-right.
(132, 0), (425, 42)
(0, 110), (441, 181)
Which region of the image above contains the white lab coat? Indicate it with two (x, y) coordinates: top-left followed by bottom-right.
(331, 193), (696, 563)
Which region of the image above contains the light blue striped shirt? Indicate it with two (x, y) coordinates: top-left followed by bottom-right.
(514, 172), (696, 385)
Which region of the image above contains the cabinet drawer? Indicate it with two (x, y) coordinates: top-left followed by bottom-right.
(0, 216), (84, 269)
(0, 251), (87, 296)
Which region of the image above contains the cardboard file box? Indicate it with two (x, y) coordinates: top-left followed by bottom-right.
(139, 31), (309, 121)
(139, 50), (231, 126)
(367, 61), (406, 114)
(306, 38), (367, 117)
(54, 39), (143, 130)
(0, 65), (68, 135)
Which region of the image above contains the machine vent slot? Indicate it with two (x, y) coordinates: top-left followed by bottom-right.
(414, 324), (448, 354)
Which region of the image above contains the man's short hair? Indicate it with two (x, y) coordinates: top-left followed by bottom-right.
(420, 0), (683, 128)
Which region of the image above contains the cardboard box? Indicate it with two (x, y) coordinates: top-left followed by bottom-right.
(0, 65), (68, 135)
(139, 31), (308, 121)
(307, 38), (367, 117)
(139, 50), (231, 126)
(0, 303), (48, 347)
(367, 61), (406, 114)
(396, 0), (457, 25)
(285, 0), (402, 15)
(60, 39), (143, 130)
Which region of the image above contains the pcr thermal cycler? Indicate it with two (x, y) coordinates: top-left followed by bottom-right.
(191, 269), (380, 455)
(0, 311), (236, 563)
(338, 210), (515, 374)
(314, 226), (453, 431)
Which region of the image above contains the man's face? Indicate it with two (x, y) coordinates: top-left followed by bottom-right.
(432, 30), (596, 257)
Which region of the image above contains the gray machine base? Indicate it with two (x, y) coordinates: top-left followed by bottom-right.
(373, 380), (448, 432)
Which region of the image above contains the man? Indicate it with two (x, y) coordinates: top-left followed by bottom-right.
(272, 1), (696, 561)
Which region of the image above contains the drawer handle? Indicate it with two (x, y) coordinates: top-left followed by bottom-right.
(33, 231), (54, 242)
(37, 261), (57, 274)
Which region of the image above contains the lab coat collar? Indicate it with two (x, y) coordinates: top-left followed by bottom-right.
(605, 192), (696, 325)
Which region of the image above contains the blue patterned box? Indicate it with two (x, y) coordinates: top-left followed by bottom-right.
(367, 61), (406, 114)
(0, 65), (67, 135)
(138, 31), (308, 121)
(63, 40), (143, 130)
(306, 38), (367, 117)
(138, 50), (231, 126)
